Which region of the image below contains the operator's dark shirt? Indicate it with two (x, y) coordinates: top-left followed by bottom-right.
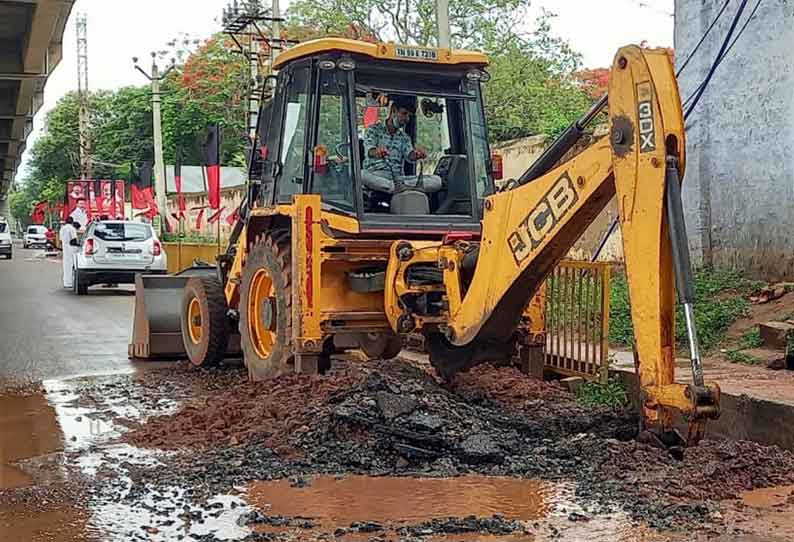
(362, 120), (413, 175)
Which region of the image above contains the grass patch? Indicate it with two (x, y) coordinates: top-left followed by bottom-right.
(609, 267), (751, 351)
(738, 328), (762, 349)
(726, 350), (758, 365)
(575, 377), (629, 410)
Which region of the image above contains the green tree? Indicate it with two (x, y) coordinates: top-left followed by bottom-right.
(18, 32), (251, 209)
(9, 190), (35, 228)
(162, 35), (249, 166)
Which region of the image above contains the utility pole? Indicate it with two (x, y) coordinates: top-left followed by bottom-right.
(133, 54), (174, 231)
(222, 0), (291, 168)
(436, 0), (450, 49)
(76, 13), (91, 180)
(271, 0), (281, 67)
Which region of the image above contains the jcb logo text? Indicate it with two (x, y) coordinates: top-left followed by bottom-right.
(637, 81), (656, 153)
(507, 173), (579, 265)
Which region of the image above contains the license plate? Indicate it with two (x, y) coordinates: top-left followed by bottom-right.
(395, 46), (438, 61)
(109, 253), (136, 259)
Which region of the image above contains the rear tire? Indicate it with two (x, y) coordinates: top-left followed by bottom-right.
(180, 277), (229, 367)
(74, 268), (88, 295)
(239, 233), (294, 381)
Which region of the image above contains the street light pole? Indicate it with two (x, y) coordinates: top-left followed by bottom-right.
(133, 53), (174, 231)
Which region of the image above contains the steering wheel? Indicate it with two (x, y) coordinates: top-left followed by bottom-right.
(335, 141), (352, 160)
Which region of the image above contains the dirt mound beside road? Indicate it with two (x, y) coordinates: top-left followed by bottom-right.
(124, 357), (794, 532)
(126, 364), (366, 452)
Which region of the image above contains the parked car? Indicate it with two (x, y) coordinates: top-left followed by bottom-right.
(71, 220), (168, 295)
(0, 219), (12, 259)
(23, 225), (49, 249)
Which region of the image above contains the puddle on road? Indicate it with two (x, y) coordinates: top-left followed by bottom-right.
(0, 393), (62, 489)
(716, 484), (794, 541)
(242, 475), (686, 542)
(0, 378), (123, 490)
(245, 475), (551, 527)
(0, 502), (99, 542)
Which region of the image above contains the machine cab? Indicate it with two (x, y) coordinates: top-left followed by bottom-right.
(254, 39), (496, 232)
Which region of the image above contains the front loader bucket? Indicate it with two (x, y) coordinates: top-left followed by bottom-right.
(128, 268), (217, 359)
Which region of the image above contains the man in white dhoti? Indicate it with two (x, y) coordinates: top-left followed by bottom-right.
(59, 217), (78, 288)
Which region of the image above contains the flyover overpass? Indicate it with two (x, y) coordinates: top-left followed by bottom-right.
(0, 0), (75, 218)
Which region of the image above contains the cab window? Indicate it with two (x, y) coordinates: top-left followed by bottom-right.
(310, 69), (355, 211)
(355, 92), (474, 216)
(467, 86), (495, 201)
(277, 65), (310, 203)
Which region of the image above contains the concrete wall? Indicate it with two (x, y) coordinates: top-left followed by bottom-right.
(675, 0), (794, 279)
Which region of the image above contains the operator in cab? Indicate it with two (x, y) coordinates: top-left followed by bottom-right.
(361, 95), (442, 195)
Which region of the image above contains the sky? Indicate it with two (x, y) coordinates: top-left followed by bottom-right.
(17, 0), (674, 178)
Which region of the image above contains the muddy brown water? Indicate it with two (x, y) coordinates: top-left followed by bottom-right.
(0, 394), (63, 489)
(245, 475), (551, 527)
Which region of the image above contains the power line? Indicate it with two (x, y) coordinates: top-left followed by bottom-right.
(676, 0), (730, 77)
(684, 0), (750, 120)
(591, 0), (757, 262)
(682, 0), (763, 111)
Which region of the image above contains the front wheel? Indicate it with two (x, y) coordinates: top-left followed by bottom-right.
(180, 277), (229, 367)
(239, 233), (295, 381)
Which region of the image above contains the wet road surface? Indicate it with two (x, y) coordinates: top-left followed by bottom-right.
(2, 244), (794, 541)
(0, 245), (136, 385)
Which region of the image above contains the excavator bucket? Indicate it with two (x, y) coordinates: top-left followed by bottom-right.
(128, 267), (217, 359)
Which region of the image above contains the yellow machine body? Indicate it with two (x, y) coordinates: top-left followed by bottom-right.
(189, 39), (717, 444)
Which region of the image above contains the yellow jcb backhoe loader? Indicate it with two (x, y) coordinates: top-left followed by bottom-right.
(131, 39), (719, 449)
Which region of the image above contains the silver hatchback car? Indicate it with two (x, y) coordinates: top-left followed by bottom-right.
(72, 220), (168, 295)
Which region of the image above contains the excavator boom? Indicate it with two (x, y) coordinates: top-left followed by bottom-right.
(387, 45), (719, 445)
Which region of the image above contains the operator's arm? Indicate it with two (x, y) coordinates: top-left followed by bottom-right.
(364, 124), (388, 159)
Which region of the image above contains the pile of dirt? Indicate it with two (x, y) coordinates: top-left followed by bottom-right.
(125, 363), (366, 453)
(452, 363), (571, 409)
(119, 357), (794, 532)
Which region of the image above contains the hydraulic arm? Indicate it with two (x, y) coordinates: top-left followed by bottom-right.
(387, 45), (719, 445)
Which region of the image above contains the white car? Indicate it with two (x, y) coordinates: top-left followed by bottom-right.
(72, 220), (168, 295)
(23, 225), (48, 249)
(0, 219), (12, 259)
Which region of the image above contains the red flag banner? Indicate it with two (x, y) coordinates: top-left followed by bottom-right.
(206, 165), (220, 209)
(225, 207), (240, 226)
(202, 125), (221, 210)
(194, 208), (205, 230)
(31, 202), (49, 224)
(207, 207), (224, 224)
(131, 162), (158, 218)
(175, 151), (186, 216)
